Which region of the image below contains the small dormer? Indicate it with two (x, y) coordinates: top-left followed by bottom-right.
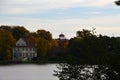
(16, 38), (26, 46)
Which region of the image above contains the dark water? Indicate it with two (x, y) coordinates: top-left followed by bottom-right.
(0, 64), (58, 80)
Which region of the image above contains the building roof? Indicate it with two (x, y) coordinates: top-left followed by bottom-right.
(59, 33), (65, 37)
(22, 38), (36, 47)
(14, 38), (36, 47)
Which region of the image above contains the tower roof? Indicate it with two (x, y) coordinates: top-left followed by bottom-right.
(59, 33), (65, 37)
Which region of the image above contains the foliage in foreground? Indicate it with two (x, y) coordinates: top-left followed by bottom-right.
(115, 0), (120, 5)
(54, 63), (120, 80)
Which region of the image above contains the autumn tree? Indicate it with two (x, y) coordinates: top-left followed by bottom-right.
(0, 25), (12, 32)
(36, 29), (59, 59)
(37, 30), (52, 41)
(12, 26), (30, 40)
(36, 38), (50, 58)
(0, 25), (30, 40)
(0, 30), (15, 60)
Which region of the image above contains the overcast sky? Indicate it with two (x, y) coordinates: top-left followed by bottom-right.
(0, 0), (120, 38)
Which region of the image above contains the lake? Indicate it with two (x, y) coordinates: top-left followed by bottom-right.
(0, 64), (58, 80)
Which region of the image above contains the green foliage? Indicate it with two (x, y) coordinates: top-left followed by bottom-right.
(76, 29), (96, 39)
(68, 29), (120, 64)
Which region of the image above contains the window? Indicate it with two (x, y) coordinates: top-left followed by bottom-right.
(17, 43), (20, 46)
(30, 53), (33, 57)
(33, 48), (35, 51)
(24, 53), (26, 57)
(20, 53), (22, 57)
(26, 48), (28, 51)
(14, 53), (16, 57)
(21, 44), (24, 46)
(22, 53), (24, 57)
(30, 48), (32, 51)
(18, 48), (19, 51)
(28, 48), (30, 51)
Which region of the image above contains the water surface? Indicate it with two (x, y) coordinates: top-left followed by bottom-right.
(0, 64), (58, 80)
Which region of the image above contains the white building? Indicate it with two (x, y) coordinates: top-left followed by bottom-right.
(13, 38), (37, 61)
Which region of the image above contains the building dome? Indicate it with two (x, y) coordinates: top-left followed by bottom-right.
(59, 33), (65, 37)
(59, 33), (66, 40)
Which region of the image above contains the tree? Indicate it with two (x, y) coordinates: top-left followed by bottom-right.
(0, 25), (30, 40)
(37, 30), (52, 41)
(54, 63), (120, 80)
(76, 29), (96, 39)
(36, 38), (50, 58)
(12, 26), (30, 40)
(0, 30), (15, 60)
(0, 25), (12, 32)
(68, 29), (120, 64)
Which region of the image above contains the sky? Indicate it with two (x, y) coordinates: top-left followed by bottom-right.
(0, 0), (120, 38)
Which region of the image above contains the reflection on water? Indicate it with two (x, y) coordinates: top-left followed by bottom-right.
(54, 63), (120, 80)
(0, 64), (58, 80)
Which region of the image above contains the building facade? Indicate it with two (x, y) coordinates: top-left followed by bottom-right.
(13, 38), (37, 61)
